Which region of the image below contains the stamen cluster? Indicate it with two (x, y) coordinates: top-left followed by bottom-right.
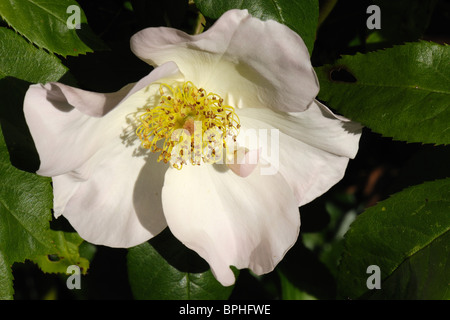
(136, 81), (240, 169)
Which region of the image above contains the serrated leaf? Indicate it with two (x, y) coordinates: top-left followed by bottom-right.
(0, 27), (68, 83)
(0, 0), (102, 57)
(127, 230), (235, 300)
(337, 178), (450, 299)
(34, 232), (89, 275)
(363, 231), (449, 300)
(195, 0), (319, 54)
(0, 27), (68, 171)
(316, 41), (450, 145)
(0, 128), (89, 297)
(0, 130), (56, 263)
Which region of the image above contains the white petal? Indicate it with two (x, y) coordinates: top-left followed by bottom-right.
(237, 100), (362, 159)
(24, 62), (181, 176)
(53, 142), (168, 248)
(278, 133), (352, 206)
(50, 82), (173, 246)
(237, 101), (362, 206)
(23, 62), (183, 247)
(130, 9), (318, 112)
(161, 164), (300, 286)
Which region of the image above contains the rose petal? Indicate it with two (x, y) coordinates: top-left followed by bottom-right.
(277, 132), (352, 206)
(236, 101), (362, 205)
(161, 164), (300, 286)
(53, 142), (168, 247)
(23, 63), (184, 247)
(24, 62), (181, 176)
(237, 100), (362, 160)
(130, 9), (318, 112)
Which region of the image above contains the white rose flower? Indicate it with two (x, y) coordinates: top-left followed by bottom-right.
(24, 9), (362, 286)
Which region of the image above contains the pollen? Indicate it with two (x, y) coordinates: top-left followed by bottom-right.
(136, 81), (240, 169)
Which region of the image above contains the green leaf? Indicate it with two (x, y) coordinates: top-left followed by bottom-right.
(277, 240), (336, 300)
(337, 178), (450, 299)
(278, 270), (317, 300)
(0, 130), (56, 263)
(363, 231), (449, 300)
(0, 0), (102, 57)
(0, 27), (68, 171)
(0, 27), (68, 83)
(0, 77), (42, 172)
(195, 0), (319, 54)
(0, 250), (13, 300)
(0, 128), (89, 297)
(316, 41), (450, 145)
(33, 232), (89, 274)
(127, 230), (235, 300)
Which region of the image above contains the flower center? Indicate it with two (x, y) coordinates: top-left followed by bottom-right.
(136, 81), (240, 169)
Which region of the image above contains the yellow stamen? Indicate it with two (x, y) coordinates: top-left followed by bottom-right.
(136, 81), (240, 169)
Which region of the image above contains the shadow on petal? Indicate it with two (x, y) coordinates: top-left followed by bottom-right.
(132, 152), (169, 238)
(45, 84), (74, 113)
(234, 61), (275, 102)
(315, 99), (363, 135)
(132, 151), (210, 273)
